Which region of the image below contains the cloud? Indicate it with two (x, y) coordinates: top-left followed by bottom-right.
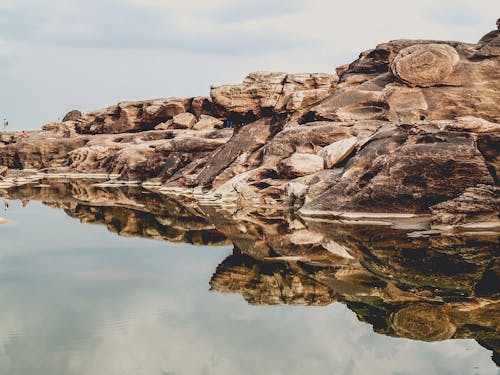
(0, 0), (498, 131)
(0, 0), (309, 54)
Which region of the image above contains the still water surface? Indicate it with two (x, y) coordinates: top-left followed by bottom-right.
(0, 199), (497, 375)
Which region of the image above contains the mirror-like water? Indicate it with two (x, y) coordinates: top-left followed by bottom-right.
(0, 182), (498, 375)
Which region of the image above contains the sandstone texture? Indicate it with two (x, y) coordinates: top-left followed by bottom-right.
(0, 22), (499, 227)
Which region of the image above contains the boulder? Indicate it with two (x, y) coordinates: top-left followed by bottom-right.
(62, 110), (82, 122)
(318, 136), (358, 168)
(304, 126), (496, 213)
(190, 97), (216, 118)
(172, 113), (197, 129)
(278, 153), (324, 179)
(307, 34), (500, 123)
(74, 98), (188, 134)
(192, 115), (223, 131)
(390, 44), (460, 87)
(389, 303), (456, 341)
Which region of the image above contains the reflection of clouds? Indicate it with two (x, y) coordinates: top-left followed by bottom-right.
(0, 205), (497, 374)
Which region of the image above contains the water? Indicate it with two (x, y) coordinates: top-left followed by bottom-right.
(0, 184), (498, 375)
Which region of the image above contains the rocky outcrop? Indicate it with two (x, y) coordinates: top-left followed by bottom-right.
(0, 21), (498, 227)
(211, 72), (338, 121)
(307, 33), (499, 123)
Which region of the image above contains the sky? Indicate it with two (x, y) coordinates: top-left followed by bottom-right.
(0, 0), (498, 130)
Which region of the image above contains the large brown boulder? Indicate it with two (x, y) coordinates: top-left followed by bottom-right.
(390, 44), (460, 87)
(303, 125), (496, 213)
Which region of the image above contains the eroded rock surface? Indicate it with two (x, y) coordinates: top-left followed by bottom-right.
(0, 21), (498, 226)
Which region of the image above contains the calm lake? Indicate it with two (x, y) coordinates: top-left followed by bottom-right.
(0, 183), (498, 375)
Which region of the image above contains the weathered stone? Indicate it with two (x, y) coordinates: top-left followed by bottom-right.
(195, 119), (272, 188)
(318, 136), (358, 168)
(0, 22), (498, 226)
(62, 110), (82, 122)
(154, 120), (173, 130)
(430, 184), (500, 226)
(190, 97), (216, 118)
(308, 34), (500, 123)
(278, 153), (324, 179)
(389, 303), (457, 341)
(390, 44), (460, 87)
(41, 121), (77, 137)
(172, 113), (197, 129)
(304, 126), (496, 213)
(192, 115), (223, 131)
(211, 71), (338, 120)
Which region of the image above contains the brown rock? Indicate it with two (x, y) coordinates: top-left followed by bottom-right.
(389, 303), (457, 341)
(430, 184), (500, 225)
(190, 97), (216, 118)
(192, 115), (223, 131)
(154, 120), (173, 130)
(304, 126), (496, 213)
(172, 113), (197, 129)
(308, 35), (500, 123)
(195, 119), (272, 188)
(211, 71), (337, 120)
(278, 153), (324, 179)
(390, 44), (460, 87)
(62, 110), (82, 122)
(318, 136), (358, 168)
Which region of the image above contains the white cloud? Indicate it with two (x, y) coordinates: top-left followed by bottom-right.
(0, 0), (498, 130)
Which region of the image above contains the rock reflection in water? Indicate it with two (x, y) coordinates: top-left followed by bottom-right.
(1, 180), (498, 366)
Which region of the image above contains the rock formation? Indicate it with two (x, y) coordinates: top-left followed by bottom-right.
(0, 21), (498, 228)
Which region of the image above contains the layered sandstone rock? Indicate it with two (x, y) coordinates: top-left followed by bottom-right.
(0, 21), (498, 226)
(210, 71), (339, 121)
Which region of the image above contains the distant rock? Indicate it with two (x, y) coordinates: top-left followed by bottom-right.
(62, 110), (82, 122)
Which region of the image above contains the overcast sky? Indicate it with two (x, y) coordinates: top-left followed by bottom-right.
(0, 0), (498, 130)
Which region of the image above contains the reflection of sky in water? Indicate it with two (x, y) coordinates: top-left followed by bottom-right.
(0, 201), (496, 375)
